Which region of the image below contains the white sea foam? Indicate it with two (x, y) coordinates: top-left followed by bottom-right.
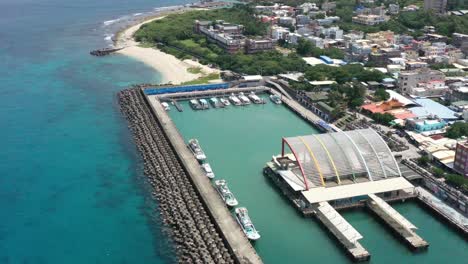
(104, 34), (114, 41)
(133, 13), (143, 16)
(103, 18), (119, 26)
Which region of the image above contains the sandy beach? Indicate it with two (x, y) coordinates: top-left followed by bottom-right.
(115, 13), (219, 84)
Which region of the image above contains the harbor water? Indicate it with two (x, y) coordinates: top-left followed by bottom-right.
(169, 98), (468, 263)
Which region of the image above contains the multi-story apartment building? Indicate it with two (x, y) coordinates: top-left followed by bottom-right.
(352, 14), (389, 25)
(454, 141), (468, 177)
(398, 68), (446, 95)
(195, 20), (273, 54)
(245, 39), (274, 54)
(424, 0), (447, 14)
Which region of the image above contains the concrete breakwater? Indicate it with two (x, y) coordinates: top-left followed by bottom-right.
(90, 47), (122, 56)
(118, 88), (234, 263)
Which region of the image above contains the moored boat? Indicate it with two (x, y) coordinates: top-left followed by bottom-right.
(215, 180), (238, 207)
(188, 139), (206, 161)
(161, 102), (170, 111)
(270, 94), (282, 104)
(190, 99), (202, 110)
(209, 97), (219, 107)
(229, 93), (242, 106)
(201, 163), (215, 179)
(199, 99), (209, 109)
(235, 207), (260, 241)
(238, 92), (251, 105)
(220, 97), (230, 106)
(248, 92), (263, 104)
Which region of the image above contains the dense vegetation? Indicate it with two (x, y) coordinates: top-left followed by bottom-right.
(374, 87), (390, 101)
(304, 64), (386, 84)
(135, 5), (310, 75)
(296, 38), (344, 59)
(445, 122), (468, 139)
(446, 173), (468, 192)
(135, 5), (267, 43)
(371, 112), (396, 125)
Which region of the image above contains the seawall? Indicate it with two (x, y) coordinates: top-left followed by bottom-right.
(118, 88), (236, 263)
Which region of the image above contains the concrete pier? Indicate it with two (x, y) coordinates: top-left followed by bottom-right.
(146, 94), (263, 264)
(367, 194), (429, 251)
(315, 202), (371, 262)
(416, 187), (468, 237)
(158, 86), (268, 101)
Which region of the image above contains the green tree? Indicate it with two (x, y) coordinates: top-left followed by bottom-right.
(417, 155), (430, 167)
(372, 112), (395, 125)
(296, 38), (313, 56)
(432, 167), (445, 178)
(446, 122), (468, 139)
(374, 88), (390, 101)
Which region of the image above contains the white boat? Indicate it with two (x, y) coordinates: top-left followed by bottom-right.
(220, 97), (231, 106)
(188, 139), (206, 161)
(235, 207), (260, 241)
(215, 180), (238, 207)
(209, 97), (219, 107)
(248, 92), (263, 104)
(199, 99), (209, 109)
(270, 94), (282, 104)
(238, 92), (251, 105)
(201, 163), (215, 179)
(161, 102), (170, 111)
(190, 99), (202, 110)
(229, 93), (242, 106)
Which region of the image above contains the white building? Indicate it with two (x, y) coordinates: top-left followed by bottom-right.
(278, 17), (295, 27)
(271, 26), (290, 40)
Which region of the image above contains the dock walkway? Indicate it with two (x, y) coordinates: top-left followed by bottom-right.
(416, 187), (468, 237)
(315, 202), (370, 262)
(367, 194), (429, 250)
(146, 94), (263, 264)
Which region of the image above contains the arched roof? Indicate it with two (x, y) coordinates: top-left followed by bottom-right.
(283, 128), (401, 189)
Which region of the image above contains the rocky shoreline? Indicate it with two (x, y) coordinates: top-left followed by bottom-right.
(118, 88), (234, 263)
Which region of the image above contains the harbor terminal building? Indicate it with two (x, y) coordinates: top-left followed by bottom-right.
(264, 128), (429, 260)
(264, 128), (415, 209)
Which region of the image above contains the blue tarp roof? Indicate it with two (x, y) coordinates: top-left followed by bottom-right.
(409, 98), (458, 120)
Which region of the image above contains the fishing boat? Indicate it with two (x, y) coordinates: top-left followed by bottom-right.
(201, 163), (215, 179)
(235, 207), (260, 241)
(220, 97), (230, 106)
(199, 99), (209, 110)
(209, 97), (219, 107)
(229, 93), (242, 106)
(238, 92), (251, 105)
(214, 180), (238, 207)
(248, 92), (263, 104)
(189, 99), (202, 110)
(188, 139), (206, 161)
(161, 102), (170, 111)
(270, 94), (282, 104)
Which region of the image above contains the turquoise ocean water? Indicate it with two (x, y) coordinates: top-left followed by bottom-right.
(0, 1), (190, 263)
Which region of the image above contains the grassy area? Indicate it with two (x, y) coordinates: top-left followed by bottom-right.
(137, 42), (155, 48)
(187, 66), (203, 74)
(181, 73), (220, 85)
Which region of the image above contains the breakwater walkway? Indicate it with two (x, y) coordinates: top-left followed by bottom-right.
(146, 94), (263, 264)
(118, 88), (236, 263)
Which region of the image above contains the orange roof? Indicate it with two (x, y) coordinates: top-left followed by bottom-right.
(361, 99), (404, 113)
(387, 110), (417, 120)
